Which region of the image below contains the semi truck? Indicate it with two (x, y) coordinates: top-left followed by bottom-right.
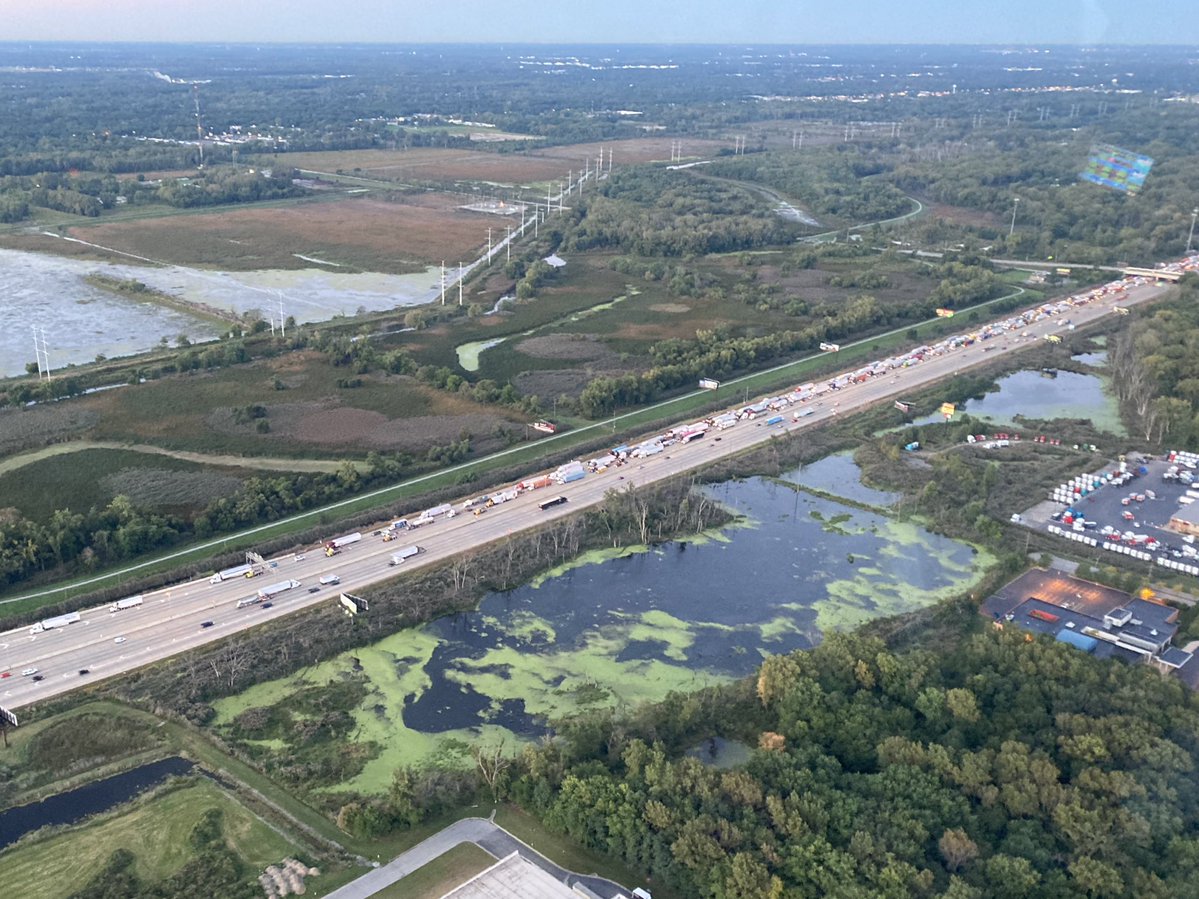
(110, 595), (144, 612)
(210, 563), (255, 584)
(256, 579), (301, 600)
(538, 495), (568, 511)
(30, 612), (82, 634)
(324, 532), (363, 556)
(319, 574), (341, 585)
(389, 545), (422, 565)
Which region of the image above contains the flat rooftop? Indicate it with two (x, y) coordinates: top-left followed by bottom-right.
(983, 568), (1134, 621)
(443, 853), (577, 899)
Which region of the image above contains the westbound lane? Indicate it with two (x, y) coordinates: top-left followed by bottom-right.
(0, 273), (1177, 711)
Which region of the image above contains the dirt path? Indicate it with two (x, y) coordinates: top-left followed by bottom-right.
(0, 440), (354, 476)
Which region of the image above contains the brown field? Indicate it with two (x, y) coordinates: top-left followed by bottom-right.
(922, 199), (1004, 229)
(67, 195), (491, 272)
(258, 148), (571, 186)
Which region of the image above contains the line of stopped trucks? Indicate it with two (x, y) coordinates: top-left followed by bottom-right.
(25, 257), (1199, 639)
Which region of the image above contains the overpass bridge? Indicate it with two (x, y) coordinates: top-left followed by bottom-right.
(989, 258), (1184, 282)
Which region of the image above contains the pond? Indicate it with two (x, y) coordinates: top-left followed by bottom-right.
(0, 756), (194, 851)
(0, 246), (441, 376)
(914, 368), (1124, 435)
(1072, 351), (1108, 366)
(781, 451), (899, 507)
(214, 466), (990, 788)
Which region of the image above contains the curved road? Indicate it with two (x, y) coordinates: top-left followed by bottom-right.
(0, 271), (1180, 711)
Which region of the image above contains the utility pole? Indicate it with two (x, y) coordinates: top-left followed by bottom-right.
(1188, 208), (1199, 254)
(440, 262), (446, 305)
(487, 227), (492, 259)
(506, 226), (512, 262)
(1009, 197), (1021, 238)
(458, 263), (464, 306)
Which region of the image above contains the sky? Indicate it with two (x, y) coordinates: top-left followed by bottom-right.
(4, 0), (1197, 45)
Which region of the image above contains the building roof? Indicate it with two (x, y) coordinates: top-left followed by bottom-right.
(443, 853), (577, 899)
(1168, 503), (1199, 526)
(543, 253), (567, 268)
(1056, 629), (1098, 652)
(1160, 647), (1194, 669)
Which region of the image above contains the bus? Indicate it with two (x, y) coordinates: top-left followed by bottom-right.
(538, 495), (568, 511)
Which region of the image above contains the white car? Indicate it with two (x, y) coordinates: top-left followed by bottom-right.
(21, 667), (38, 676)
(114, 636), (127, 644)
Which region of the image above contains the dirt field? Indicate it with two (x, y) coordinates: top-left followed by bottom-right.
(66, 195), (491, 272)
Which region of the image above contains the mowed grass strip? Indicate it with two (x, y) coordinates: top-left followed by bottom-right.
(0, 780), (299, 899)
(372, 843), (496, 899)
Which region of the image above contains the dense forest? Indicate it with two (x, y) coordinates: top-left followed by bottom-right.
(1110, 277), (1199, 448)
(502, 630), (1199, 899)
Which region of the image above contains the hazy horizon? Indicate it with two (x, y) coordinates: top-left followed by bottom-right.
(5, 1), (1197, 45)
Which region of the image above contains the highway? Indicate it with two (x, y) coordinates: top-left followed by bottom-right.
(0, 268), (1185, 712)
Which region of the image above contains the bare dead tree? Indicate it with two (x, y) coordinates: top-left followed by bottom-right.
(472, 739), (511, 803)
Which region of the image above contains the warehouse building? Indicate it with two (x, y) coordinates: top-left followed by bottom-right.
(982, 569), (1191, 671)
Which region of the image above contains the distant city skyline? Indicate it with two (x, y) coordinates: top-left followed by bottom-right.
(5, 1), (1198, 45)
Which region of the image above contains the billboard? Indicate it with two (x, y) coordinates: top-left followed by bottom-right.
(1079, 143), (1154, 195)
(939, 402), (957, 418)
(0, 705), (17, 728)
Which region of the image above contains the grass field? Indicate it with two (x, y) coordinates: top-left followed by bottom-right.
(67, 194), (491, 273)
(4, 352), (526, 462)
(373, 843), (495, 899)
(0, 448), (245, 522)
(0, 779), (299, 899)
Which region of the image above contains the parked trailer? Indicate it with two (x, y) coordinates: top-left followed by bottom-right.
(30, 612), (82, 634)
(389, 545), (423, 565)
(488, 488), (520, 507)
(210, 563), (255, 584)
(110, 595), (144, 612)
(257, 579), (301, 600)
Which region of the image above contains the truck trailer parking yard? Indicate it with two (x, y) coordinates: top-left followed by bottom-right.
(1018, 453), (1199, 573)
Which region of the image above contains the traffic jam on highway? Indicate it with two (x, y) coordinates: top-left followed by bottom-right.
(4, 256), (1197, 688)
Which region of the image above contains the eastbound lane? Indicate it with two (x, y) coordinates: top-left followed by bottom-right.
(0, 273), (1177, 710)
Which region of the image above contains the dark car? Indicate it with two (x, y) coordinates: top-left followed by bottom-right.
(79, 668), (90, 675)
(31, 674), (44, 681)
(308, 586), (320, 593)
(200, 620), (215, 628)
(261, 602), (273, 609)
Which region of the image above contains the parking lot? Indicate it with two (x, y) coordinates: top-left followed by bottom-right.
(1021, 453), (1199, 570)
